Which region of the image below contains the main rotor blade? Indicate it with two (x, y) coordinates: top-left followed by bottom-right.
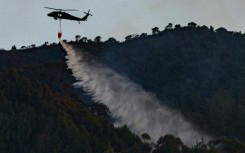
(44, 7), (78, 11)
(62, 9), (78, 11)
(44, 7), (61, 11)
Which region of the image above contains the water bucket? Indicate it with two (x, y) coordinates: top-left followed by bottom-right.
(58, 32), (62, 38)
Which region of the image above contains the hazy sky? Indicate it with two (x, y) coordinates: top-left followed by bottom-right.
(0, 0), (244, 49)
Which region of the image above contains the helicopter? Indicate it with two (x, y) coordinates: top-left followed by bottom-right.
(45, 7), (92, 23)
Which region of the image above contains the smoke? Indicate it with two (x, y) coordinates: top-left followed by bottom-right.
(61, 41), (210, 146)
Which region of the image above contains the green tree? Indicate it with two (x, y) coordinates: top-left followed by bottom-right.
(75, 35), (81, 42)
(140, 33), (148, 38)
(153, 135), (189, 153)
(141, 133), (151, 142)
(188, 22), (197, 28)
(106, 37), (118, 43)
(152, 27), (160, 35)
(11, 45), (17, 51)
(31, 44), (36, 48)
(125, 35), (133, 41)
(21, 46), (26, 50)
(175, 24), (181, 29)
(216, 27), (227, 33)
(165, 23), (173, 30)
(80, 37), (88, 43)
(94, 36), (102, 43)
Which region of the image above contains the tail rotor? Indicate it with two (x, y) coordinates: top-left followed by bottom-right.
(84, 10), (93, 16)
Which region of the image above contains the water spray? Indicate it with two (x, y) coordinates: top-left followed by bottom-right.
(60, 41), (211, 146)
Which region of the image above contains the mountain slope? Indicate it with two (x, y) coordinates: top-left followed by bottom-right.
(0, 71), (150, 153)
(95, 27), (245, 141)
(1, 25), (245, 153)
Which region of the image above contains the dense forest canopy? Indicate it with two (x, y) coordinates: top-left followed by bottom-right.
(98, 23), (245, 142)
(1, 22), (245, 153)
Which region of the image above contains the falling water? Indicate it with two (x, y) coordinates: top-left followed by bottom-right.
(61, 41), (209, 146)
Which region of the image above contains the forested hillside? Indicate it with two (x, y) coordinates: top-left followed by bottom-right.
(96, 25), (245, 142)
(1, 23), (245, 153)
(0, 71), (150, 153)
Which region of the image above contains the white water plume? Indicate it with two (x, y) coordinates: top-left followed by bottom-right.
(61, 41), (209, 146)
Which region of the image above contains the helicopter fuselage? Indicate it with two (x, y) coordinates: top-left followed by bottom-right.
(48, 11), (81, 20)
(47, 11), (88, 21)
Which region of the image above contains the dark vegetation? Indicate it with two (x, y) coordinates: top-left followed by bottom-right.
(98, 23), (245, 142)
(0, 22), (245, 152)
(0, 71), (148, 153)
